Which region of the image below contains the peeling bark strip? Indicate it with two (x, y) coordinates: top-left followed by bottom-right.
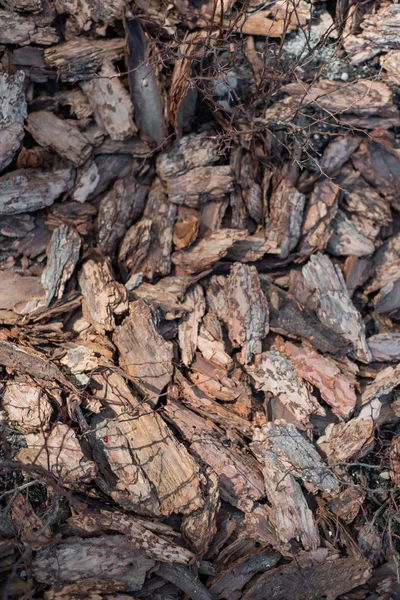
(114, 300), (173, 403)
(41, 225), (81, 306)
(302, 253), (371, 362)
(226, 262), (269, 363)
(178, 283), (205, 366)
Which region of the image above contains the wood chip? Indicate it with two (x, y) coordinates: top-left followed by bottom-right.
(302, 253), (371, 362)
(265, 178), (305, 258)
(178, 284), (206, 366)
(41, 225), (81, 306)
(2, 378), (52, 433)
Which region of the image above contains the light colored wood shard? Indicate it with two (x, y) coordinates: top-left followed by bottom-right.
(71, 161), (100, 203)
(188, 353), (250, 403)
(302, 253), (371, 362)
(2, 378), (52, 433)
(178, 284), (206, 366)
(226, 262), (269, 364)
(172, 228), (247, 274)
(265, 178), (305, 258)
(164, 399), (265, 511)
(33, 535), (154, 590)
(317, 417), (375, 464)
(0, 168), (72, 215)
(277, 339), (357, 418)
(251, 440), (320, 550)
(245, 349), (324, 425)
(41, 225), (81, 306)
(91, 371), (203, 516)
(80, 62), (136, 141)
(114, 300), (174, 403)
(17, 422), (97, 484)
(26, 111), (92, 166)
(0, 270), (46, 315)
(78, 256), (128, 333)
(252, 421), (339, 494)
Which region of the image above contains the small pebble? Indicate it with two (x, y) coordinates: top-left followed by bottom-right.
(341, 72), (349, 81)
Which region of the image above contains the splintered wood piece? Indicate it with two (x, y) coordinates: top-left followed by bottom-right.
(0, 168), (72, 215)
(260, 277), (349, 355)
(157, 132), (221, 179)
(361, 364), (400, 406)
(176, 371), (252, 436)
(166, 166), (234, 208)
(10, 494), (52, 550)
(97, 174), (147, 256)
(181, 467), (219, 556)
(178, 284), (206, 366)
(251, 421), (339, 494)
(172, 228), (247, 275)
(277, 340), (357, 418)
(80, 62), (136, 141)
(243, 504), (281, 548)
(197, 312), (233, 369)
(209, 551), (280, 599)
(241, 550), (372, 600)
(44, 37), (126, 81)
(68, 511), (195, 564)
(164, 400), (265, 511)
(245, 349), (324, 425)
(302, 253), (371, 362)
(2, 379), (52, 433)
(0, 71), (26, 173)
(368, 333), (400, 362)
(317, 417), (375, 464)
(0, 270), (46, 315)
(114, 300), (173, 403)
(265, 178), (305, 258)
(78, 256), (128, 333)
(41, 225), (81, 306)
(252, 442), (320, 550)
(32, 535), (154, 589)
(226, 262), (269, 363)
(17, 422), (96, 484)
(283, 79), (400, 128)
(91, 371), (203, 516)
(26, 111), (92, 166)
(298, 179), (339, 257)
(0, 9), (58, 45)
(125, 19), (165, 146)
(173, 212), (199, 249)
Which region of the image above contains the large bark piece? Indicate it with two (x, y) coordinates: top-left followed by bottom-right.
(2, 378), (52, 433)
(26, 111), (92, 166)
(0, 9), (58, 45)
(0, 168), (72, 215)
(265, 178), (305, 258)
(226, 262), (269, 364)
(298, 179), (339, 257)
(302, 253), (371, 362)
(91, 371), (203, 516)
(277, 339), (357, 418)
(41, 225), (81, 305)
(114, 301), (174, 403)
(0, 71), (26, 173)
(79, 256), (128, 333)
(80, 62), (136, 141)
(245, 349), (324, 425)
(241, 550), (372, 600)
